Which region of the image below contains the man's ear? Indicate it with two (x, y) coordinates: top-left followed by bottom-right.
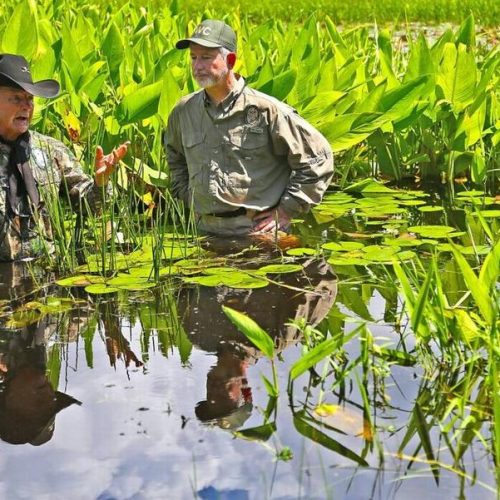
(227, 52), (237, 69)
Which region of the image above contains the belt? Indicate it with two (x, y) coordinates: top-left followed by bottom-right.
(209, 207), (248, 218)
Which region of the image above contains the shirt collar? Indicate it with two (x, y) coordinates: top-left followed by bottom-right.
(203, 75), (246, 114)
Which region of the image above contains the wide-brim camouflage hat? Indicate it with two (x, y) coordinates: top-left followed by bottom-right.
(176, 19), (237, 52)
(0, 54), (60, 98)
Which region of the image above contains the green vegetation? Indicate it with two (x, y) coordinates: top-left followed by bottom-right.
(0, 1), (499, 493)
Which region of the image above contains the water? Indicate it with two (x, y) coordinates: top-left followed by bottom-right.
(0, 193), (498, 499)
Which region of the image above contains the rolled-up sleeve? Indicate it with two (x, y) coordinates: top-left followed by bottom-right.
(54, 145), (110, 212)
(164, 106), (190, 205)
(271, 109), (334, 217)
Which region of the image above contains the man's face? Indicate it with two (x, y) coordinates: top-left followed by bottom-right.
(0, 86), (34, 141)
(189, 44), (229, 89)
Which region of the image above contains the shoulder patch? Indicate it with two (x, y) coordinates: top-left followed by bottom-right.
(245, 105), (261, 126)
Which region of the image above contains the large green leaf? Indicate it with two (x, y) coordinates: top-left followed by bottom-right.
(116, 81), (163, 125)
(437, 43), (477, 113)
(258, 68), (297, 101)
(290, 336), (338, 381)
(102, 22), (124, 83)
(222, 306), (275, 358)
(1, 0), (39, 59)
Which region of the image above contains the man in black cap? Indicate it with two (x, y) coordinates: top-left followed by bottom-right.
(0, 54), (128, 261)
(164, 20), (334, 237)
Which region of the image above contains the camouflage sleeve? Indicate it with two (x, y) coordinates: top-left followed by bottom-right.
(52, 142), (111, 213)
(164, 106), (190, 205)
(270, 107), (334, 217)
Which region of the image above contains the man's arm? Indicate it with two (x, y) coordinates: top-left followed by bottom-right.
(164, 107), (190, 205)
(252, 108), (334, 233)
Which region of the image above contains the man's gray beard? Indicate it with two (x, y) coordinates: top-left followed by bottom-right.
(195, 76), (218, 88)
(194, 69), (229, 89)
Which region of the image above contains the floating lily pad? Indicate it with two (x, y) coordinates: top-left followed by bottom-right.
(393, 250), (417, 262)
(472, 210), (500, 218)
(418, 206), (444, 212)
(344, 178), (397, 193)
(286, 247), (317, 256)
(398, 200), (427, 206)
(456, 190), (486, 197)
(322, 241), (365, 252)
(408, 225), (457, 238)
(106, 275), (152, 287)
(362, 245), (400, 262)
(203, 267), (237, 275)
(56, 275), (106, 287)
(259, 264), (303, 274)
(327, 255), (370, 266)
(460, 245), (492, 256)
(384, 238), (424, 248)
(84, 284), (120, 294)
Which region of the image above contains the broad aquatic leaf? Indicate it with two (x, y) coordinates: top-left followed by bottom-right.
(116, 81), (163, 125)
(259, 264), (303, 274)
(290, 337), (338, 381)
(293, 412), (368, 466)
(222, 306), (274, 358)
(84, 284), (120, 295)
(408, 225), (456, 238)
(2, 0), (39, 59)
(235, 422), (276, 442)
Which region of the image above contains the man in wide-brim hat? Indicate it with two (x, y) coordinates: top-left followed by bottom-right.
(0, 54), (129, 261)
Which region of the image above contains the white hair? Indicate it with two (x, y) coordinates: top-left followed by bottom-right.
(219, 47), (231, 58)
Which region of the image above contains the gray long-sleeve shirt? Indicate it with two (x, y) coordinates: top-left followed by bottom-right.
(165, 77), (334, 220)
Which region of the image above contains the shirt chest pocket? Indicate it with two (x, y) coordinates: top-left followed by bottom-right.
(182, 132), (206, 172)
(228, 126), (269, 151)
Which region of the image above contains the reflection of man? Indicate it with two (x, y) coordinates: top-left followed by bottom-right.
(178, 258), (337, 429)
(0, 320), (80, 445)
(100, 301), (144, 369)
(195, 351), (253, 430)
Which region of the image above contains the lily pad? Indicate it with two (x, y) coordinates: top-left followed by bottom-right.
(56, 275), (106, 287)
(286, 247), (317, 256)
(408, 225), (457, 238)
(322, 241), (365, 252)
(259, 264), (303, 274)
(418, 206), (444, 212)
(84, 284), (120, 294)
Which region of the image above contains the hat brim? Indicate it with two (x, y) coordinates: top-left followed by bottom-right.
(176, 38), (225, 50)
(0, 73), (60, 98)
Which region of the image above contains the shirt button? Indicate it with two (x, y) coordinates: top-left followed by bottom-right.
(214, 149), (219, 154)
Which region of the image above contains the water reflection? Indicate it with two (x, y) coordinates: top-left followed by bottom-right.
(0, 318), (80, 446)
(177, 257), (337, 430)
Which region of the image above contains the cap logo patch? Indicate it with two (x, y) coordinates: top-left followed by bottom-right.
(21, 66), (30, 73)
(194, 26), (212, 36)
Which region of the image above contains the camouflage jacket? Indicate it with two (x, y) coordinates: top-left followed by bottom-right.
(165, 76), (334, 219)
(0, 131), (107, 261)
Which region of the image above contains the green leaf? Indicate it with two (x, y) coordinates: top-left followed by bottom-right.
(116, 81), (163, 125)
(258, 68), (297, 101)
(235, 422), (277, 442)
(102, 22), (124, 82)
(293, 412), (368, 466)
(437, 43), (477, 112)
(479, 239), (500, 294)
(290, 337), (338, 381)
(222, 306), (275, 358)
(1, 0), (39, 59)
(449, 244), (494, 325)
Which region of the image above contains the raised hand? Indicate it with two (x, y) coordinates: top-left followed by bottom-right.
(94, 141), (130, 187)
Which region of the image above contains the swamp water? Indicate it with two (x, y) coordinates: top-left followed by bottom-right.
(0, 184), (498, 500)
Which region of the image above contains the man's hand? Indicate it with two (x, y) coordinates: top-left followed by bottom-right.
(251, 206), (291, 234)
(94, 141), (130, 187)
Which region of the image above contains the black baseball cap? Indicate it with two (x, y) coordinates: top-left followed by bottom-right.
(176, 20), (237, 52)
(0, 54), (60, 98)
